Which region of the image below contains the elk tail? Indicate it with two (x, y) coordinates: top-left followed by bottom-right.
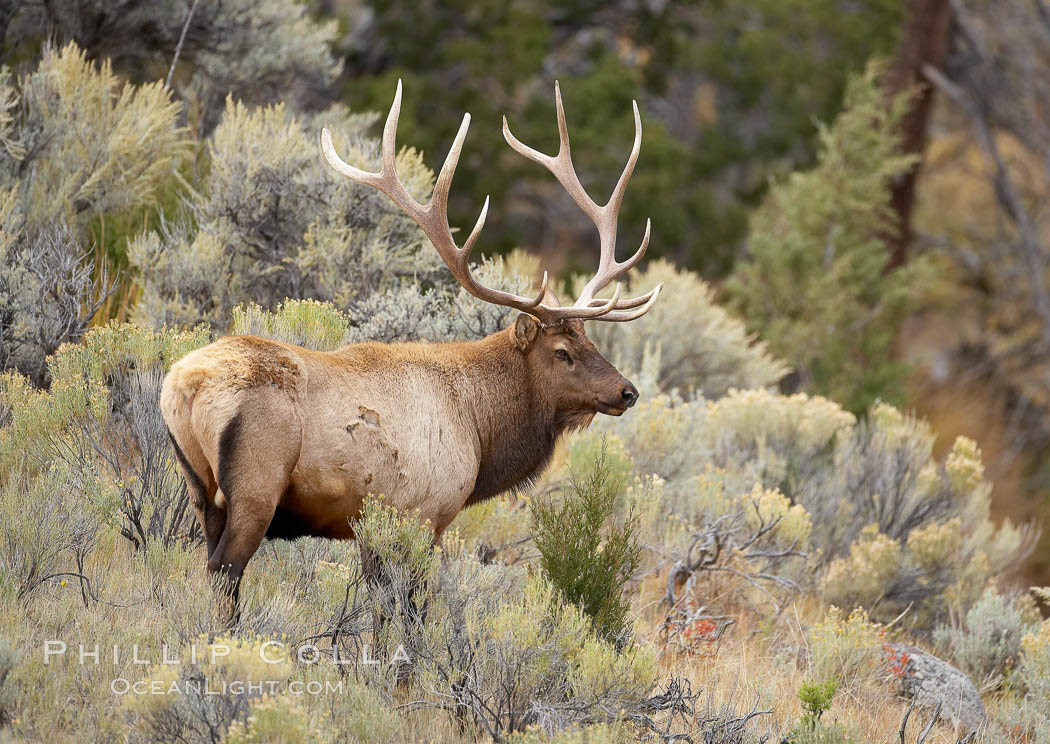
(161, 367), (214, 508)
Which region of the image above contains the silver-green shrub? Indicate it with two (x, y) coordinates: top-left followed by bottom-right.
(0, 637), (15, 726)
(126, 633), (292, 742)
(1, 43), (189, 231)
(225, 253), (545, 347)
(559, 385), (1031, 629)
(1020, 619), (1050, 730)
(130, 99), (447, 330)
(584, 259), (788, 397)
(413, 568), (656, 738)
(231, 299), (353, 350)
(0, 207), (109, 385)
(5, 0), (342, 134)
(0, 467), (102, 604)
(1, 323), (210, 563)
(696, 392), (1030, 625)
(340, 251), (544, 344)
(0, 43), (188, 381)
(58, 364), (200, 550)
(934, 588), (1035, 688)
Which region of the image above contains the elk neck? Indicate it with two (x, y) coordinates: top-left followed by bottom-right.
(459, 327), (574, 505)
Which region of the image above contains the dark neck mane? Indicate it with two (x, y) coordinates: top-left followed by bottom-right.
(461, 330), (582, 505)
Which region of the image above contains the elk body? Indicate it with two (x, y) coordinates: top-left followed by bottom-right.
(161, 82), (662, 617)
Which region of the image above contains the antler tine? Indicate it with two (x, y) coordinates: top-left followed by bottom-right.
(460, 195), (489, 256)
(431, 111), (470, 215)
(380, 79), (405, 192)
(563, 282), (623, 319)
(320, 129), (375, 184)
(586, 282), (659, 310)
(322, 81), (548, 315)
(503, 81), (602, 225)
(551, 81), (601, 218)
(607, 100), (642, 220)
(590, 283), (663, 322)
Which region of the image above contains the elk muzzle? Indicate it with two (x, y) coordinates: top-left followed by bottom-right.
(596, 378), (639, 416)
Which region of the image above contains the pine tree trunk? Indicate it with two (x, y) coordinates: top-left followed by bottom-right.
(883, 0), (954, 269)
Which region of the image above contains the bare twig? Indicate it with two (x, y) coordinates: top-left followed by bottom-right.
(166, 0), (202, 90)
(914, 702), (941, 744)
(898, 697), (917, 744)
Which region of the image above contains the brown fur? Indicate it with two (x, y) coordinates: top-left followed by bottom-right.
(161, 315), (637, 619)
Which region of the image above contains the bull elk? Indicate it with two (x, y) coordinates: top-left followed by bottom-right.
(161, 81), (662, 620)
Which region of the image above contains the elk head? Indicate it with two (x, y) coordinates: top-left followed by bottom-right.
(320, 81), (661, 421)
(512, 313), (638, 434)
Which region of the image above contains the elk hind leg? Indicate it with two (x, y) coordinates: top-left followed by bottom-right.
(207, 405), (299, 625)
(168, 429), (225, 556)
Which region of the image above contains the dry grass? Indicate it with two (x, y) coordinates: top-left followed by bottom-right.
(630, 571), (995, 744)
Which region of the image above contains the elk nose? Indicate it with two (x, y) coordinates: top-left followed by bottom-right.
(621, 383), (639, 408)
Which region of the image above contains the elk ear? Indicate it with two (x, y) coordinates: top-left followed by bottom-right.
(512, 314), (539, 350)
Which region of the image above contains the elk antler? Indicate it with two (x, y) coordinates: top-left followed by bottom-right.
(320, 80), (660, 324)
(503, 81), (662, 321)
(320, 81), (550, 317)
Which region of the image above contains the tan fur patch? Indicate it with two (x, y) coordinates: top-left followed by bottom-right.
(166, 336), (303, 399)
(218, 337), (302, 392)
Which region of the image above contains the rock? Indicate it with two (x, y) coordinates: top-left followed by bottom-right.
(883, 642), (986, 734)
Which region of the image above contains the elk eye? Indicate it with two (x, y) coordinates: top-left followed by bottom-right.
(554, 349), (571, 363)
